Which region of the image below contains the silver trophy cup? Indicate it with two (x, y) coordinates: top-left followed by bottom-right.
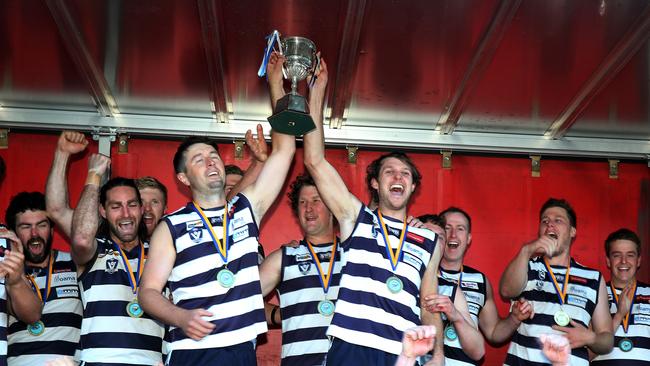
(267, 36), (317, 136)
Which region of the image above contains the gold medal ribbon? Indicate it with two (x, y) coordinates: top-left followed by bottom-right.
(27, 252), (55, 304)
(306, 236), (338, 294)
(377, 210), (407, 271)
(611, 281), (637, 333)
(192, 201), (229, 263)
(114, 241), (145, 295)
(543, 258), (571, 305)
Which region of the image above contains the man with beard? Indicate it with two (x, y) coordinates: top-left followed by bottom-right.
(138, 112), (294, 366)
(47, 140), (164, 364)
(591, 228), (649, 365)
(300, 57), (444, 365)
(258, 174), (344, 366)
(4, 192), (82, 365)
(499, 198), (613, 365)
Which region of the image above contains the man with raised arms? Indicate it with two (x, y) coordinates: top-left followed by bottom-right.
(301, 58), (444, 365)
(138, 114), (295, 365)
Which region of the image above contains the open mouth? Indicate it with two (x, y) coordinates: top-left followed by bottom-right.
(447, 240), (460, 249)
(118, 220), (135, 231)
(547, 232), (558, 240)
(27, 238), (45, 254)
(389, 184), (404, 194)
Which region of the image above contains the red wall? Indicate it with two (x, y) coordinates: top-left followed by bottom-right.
(1, 130), (648, 365)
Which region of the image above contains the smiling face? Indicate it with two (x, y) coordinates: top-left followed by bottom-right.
(15, 209), (53, 265)
(607, 239), (641, 286)
(177, 143), (226, 195)
(539, 206), (576, 257)
(100, 185), (143, 244)
(139, 187), (166, 238)
(443, 212), (472, 264)
(297, 185), (334, 240)
(371, 157), (416, 213)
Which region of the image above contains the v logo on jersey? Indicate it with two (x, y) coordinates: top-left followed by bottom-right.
(106, 258), (119, 274)
(190, 228), (203, 243)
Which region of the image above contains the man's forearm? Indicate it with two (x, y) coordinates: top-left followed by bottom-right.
(139, 288), (185, 328)
(489, 313), (521, 345)
(500, 247), (531, 299)
(71, 183), (100, 263)
(46, 150), (73, 236)
(8, 277), (42, 324)
(454, 315), (485, 360)
(588, 331), (614, 355)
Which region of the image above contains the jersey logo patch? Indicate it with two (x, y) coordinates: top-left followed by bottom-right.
(105, 258), (119, 274)
(406, 231), (424, 244)
(461, 281), (479, 290)
(186, 219), (203, 230)
(189, 228), (203, 243)
(569, 275), (587, 284)
(299, 261), (311, 274)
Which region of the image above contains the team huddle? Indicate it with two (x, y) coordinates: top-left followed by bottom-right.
(0, 53), (646, 366)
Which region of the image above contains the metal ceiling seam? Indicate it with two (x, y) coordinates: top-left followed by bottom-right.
(328, 0), (368, 130)
(545, 3), (650, 139)
(436, 0), (522, 135)
(1, 107), (648, 160)
(197, 0), (232, 124)
(44, 0), (120, 117)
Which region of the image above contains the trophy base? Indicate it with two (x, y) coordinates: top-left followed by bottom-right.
(267, 94), (316, 136)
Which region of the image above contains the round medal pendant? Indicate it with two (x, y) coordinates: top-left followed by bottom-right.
(618, 338), (633, 352)
(386, 276), (403, 294)
(217, 268), (235, 288)
(126, 300), (144, 318)
(27, 320), (45, 336)
(318, 299), (335, 317)
(444, 325), (458, 341)
(553, 310), (571, 327)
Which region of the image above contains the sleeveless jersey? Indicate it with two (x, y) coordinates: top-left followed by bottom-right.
(440, 265), (487, 327)
(277, 239), (343, 366)
(326, 206), (438, 355)
(78, 237), (163, 365)
(8, 250), (82, 365)
(591, 281), (650, 365)
(0, 282), (7, 366)
(164, 194), (266, 352)
(505, 257), (602, 366)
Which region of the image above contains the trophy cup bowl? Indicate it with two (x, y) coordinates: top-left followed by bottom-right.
(267, 36), (318, 136)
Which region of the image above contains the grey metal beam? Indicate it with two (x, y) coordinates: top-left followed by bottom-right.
(436, 0), (522, 135)
(545, 4), (650, 139)
(328, 0), (368, 129)
(2, 107), (648, 160)
(197, 0), (231, 124)
(44, 0), (119, 117)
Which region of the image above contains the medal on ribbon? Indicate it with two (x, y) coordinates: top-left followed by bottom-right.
(26, 253), (55, 335)
(543, 258), (572, 326)
(378, 211), (407, 294)
(444, 324), (458, 341)
(307, 237), (338, 317)
(611, 281), (637, 352)
(113, 241), (145, 318)
(192, 202), (234, 288)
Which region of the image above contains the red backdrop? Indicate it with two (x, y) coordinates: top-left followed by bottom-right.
(1, 130), (648, 365)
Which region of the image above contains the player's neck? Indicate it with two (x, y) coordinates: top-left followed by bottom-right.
(192, 190), (226, 209)
(441, 258), (463, 272)
(548, 251), (570, 267)
(377, 204), (406, 222)
(612, 276), (636, 289)
(305, 231), (335, 246)
(113, 236), (141, 252)
(26, 253), (51, 269)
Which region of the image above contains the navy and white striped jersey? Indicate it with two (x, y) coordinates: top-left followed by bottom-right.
(0, 283), (7, 366)
(327, 206), (438, 356)
(78, 237), (164, 365)
(440, 265), (487, 327)
(591, 281), (650, 365)
(277, 239), (343, 366)
(165, 194), (266, 353)
(505, 257), (602, 366)
(8, 250), (82, 365)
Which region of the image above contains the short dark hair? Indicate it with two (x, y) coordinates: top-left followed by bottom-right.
(98, 177), (147, 241)
(418, 213), (446, 228)
(173, 136), (220, 174)
(605, 228), (641, 256)
(135, 176), (168, 207)
(5, 192), (50, 231)
(539, 198), (577, 229)
(288, 173), (317, 217)
(365, 151), (421, 205)
(440, 206), (472, 233)
(225, 164), (244, 177)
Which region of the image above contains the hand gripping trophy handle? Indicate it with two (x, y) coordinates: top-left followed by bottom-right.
(267, 35), (318, 136)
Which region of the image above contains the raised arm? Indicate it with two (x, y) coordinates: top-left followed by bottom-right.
(70, 154), (110, 266)
(0, 229), (42, 324)
(139, 222), (216, 341)
(420, 242), (444, 365)
(302, 59), (361, 240)
(259, 248), (282, 297)
(46, 131), (89, 238)
(480, 281), (533, 345)
(451, 289), (486, 360)
(499, 236), (557, 299)
(225, 125), (269, 201)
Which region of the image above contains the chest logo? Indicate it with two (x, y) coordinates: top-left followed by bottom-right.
(105, 258), (119, 274)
